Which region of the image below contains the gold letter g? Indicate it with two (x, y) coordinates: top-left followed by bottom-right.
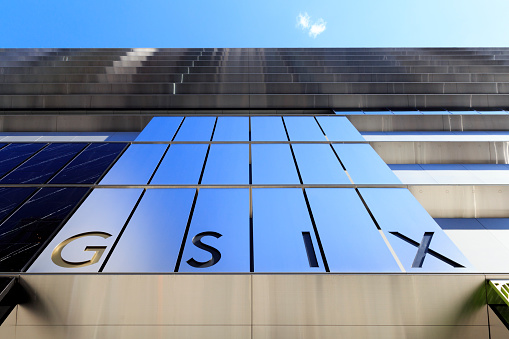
(51, 232), (112, 268)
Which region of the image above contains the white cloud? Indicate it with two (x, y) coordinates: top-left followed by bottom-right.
(297, 12), (310, 29)
(296, 13), (326, 38)
(309, 18), (326, 38)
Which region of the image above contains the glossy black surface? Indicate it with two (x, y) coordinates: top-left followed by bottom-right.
(0, 187), (89, 272)
(50, 143), (126, 184)
(0, 143), (87, 184)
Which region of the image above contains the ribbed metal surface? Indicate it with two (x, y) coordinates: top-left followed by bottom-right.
(2, 48), (509, 110)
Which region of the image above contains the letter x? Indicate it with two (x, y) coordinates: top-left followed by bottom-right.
(389, 232), (464, 268)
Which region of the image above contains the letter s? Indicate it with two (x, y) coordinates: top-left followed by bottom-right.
(186, 231), (222, 268)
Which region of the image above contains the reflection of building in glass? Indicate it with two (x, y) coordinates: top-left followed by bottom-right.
(1, 48), (509, 338)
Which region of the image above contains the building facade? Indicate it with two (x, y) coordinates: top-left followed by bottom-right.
(0, 48), (509, 338)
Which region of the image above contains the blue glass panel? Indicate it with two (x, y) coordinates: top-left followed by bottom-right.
(201, 144), (248, 184)
(283, 117), (326, 141)
(477, 111), (508, 115)
(180, 189), (249, 272)
(150, 144), (208, 185)
(315, 116), (364, 142)
(477, 218), (509, 230)
(358, 188), (474, 272)
(250, 117), (288, 141)
(99, 144), (167, 185)
(251, 144), (299, 185)
(334, 111), (364, 115)
(448, 111), (480, 115)
(292, 144), (350, 184)
(253, 188), (325, 272)
(104, 189), (195, 272)
(28, 188), (143, 273)
(0, 143), (87, 184)
(434, 218), (483, 230)
(0, 187), (89, 272)
(363, 111), (393, 115)
(306, 188), (401, 272)
(420, 111), (450, 115)
(212, 117), (249, 141)
(173, 117), (216, 142)
(135, 117), (183, 141)
(0, 187), (36, 222)
(0, 143), (46, 178)
(391, 111), (422, 115)
(333, 144), (401, 184)
(50, 143), (126, 184)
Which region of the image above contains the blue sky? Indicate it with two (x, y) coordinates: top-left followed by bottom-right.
(1, 0), (509, 47)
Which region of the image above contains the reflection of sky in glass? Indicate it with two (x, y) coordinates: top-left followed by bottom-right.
(359, 188), (474, 273)
(212, 117), (249, 141)
(174, 117), (216, 141)
(252, 144), (299, 184)
(306, 188), (401, 272)
(283, 117), (326, 141)
(100, 144), (167, 185)
(251, 117), (287, 141)
(253, 188), (324, 272)
(201, 144), (249, 184)
(292, 144), (350, 184)
(135, 117), (183, 141)
(104, 189), (195, 272)
(150, 144), (208, 185)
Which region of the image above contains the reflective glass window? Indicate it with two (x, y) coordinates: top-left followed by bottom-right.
(100, 144), (167, 185)
(50, 143), (126, 184)
(0, 143), (87, 184)
(150, 144), (208, 185)
(28, 188), (143, 273)
(251, 144), (299, 184)
(0, 187), (36, 222)
(201, 144), (248, 184)
(212, 117), (249, 141)
(0, 187), (89, 272)
(135, 117), (183, 141)
(253, 188), (325, 272)
(358, 188), (473, 272)
(292, 144), (350, 184)
(173, 117), (216, 141)
(180, 189), (249, 272)
(306, 188), (401, 272)
(315, 116), (364, 142)
(251, 117), (287, 141)
(104, 189), (195, 272)
(333, 144), (401, 184)
(0, 143), (46, 178)
(283, 117), (326, 141)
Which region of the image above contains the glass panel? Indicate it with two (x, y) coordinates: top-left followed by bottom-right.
(212, 117), (249, 141)
(28, 188), (143, 273)
(0, 143), (87, 184)
(292, 144), (350, 184)
(50, 143), (126, 184)
(315, 116), (365, 142)
(251, 144), (299, 184)
(179, 189), (249, 272)
(150, 144), (208, 185)
(135, 117), (183, 141)
(0, 187), (89, 272)
(173, 116), (216, 142)
(253, 188), (325, 272)
(306, 188), (401, 272)
(333, 144), (401, 184)
(0, 187), (37, 222)
(103, 189), (195, 272)
(358, 188), (474, 272)
(250, 117), (287, 141)
(99, 144), (167, 185)
(0, 143), (46, 178)
(283, 117), (326, 141)
(201, 144), (248, 185)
